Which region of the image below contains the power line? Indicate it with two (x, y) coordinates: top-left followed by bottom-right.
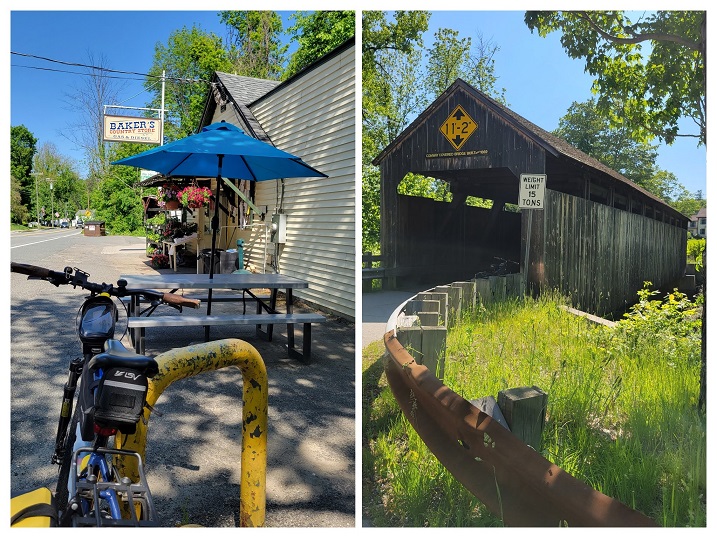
(11, 63), (148, 82)
(10, 51), (212, 84)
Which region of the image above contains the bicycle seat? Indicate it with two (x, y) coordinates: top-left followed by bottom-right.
(87, 340), (159, 378)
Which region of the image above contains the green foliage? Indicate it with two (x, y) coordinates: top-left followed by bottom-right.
(362, 11), (430, 253)
(554, 99), (659, 185)
(10, 124), (38, 209)
(686, 239), (705, 271)
(283, 11), (355, 80)
(220, 11), (287, 79)
(365, 291), (705, 526)
(614, 282), (702, 361)
(145, 25), (233, 139)
(10, 176), (30, 224)
(525, 11), (706, 146)
(553, 98), (697, 205)
(397, 174), (451, 201)
(362, 11), (509, 251)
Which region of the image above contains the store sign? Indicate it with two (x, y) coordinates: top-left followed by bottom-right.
(103, 114), (162, 144)
(519, 174), (546, 209)
(140, 169), (159, 181)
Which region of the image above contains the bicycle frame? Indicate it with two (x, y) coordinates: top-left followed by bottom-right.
(11, 263), (199, 527)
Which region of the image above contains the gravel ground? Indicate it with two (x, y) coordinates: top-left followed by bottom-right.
(10, 234), (356, 527)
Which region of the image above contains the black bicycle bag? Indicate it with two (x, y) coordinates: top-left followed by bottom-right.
(92, 366), (149, 435)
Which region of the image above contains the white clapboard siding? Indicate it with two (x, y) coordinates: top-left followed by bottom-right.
(247, 44), (355, 320)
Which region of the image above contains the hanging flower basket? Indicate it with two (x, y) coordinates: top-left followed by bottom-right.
(159, 183), (181, 209)
(178, 185), (213, 209)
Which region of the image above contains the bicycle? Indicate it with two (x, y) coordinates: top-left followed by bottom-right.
(10, 262), (200, 527)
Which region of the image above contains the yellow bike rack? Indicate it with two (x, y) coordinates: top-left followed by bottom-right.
(114, 338), (268, 527)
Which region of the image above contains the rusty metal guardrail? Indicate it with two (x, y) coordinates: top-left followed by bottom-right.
(114, 338), (268, 527)
(382, 291), (657, 527)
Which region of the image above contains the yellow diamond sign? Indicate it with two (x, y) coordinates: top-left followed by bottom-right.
(440, 105), (477, 150)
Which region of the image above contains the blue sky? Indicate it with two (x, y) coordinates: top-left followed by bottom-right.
(420, 10), (707, 197)
(8, 8), (300, 178)
(6, 5), (708, 197)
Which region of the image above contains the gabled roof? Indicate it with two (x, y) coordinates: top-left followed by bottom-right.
(373, 79), (680, 218)
(198, 37), (355, 141)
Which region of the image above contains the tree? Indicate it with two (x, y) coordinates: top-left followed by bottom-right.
(554, 99), (659, 185)
(362, 11), (430, 252)
(554, 98), (703, 215)
(145, 26), (233, 140)
(10, 124), (37, 209)
(426, 28), (471, 99)
(283, 11), (355, 80)
(62, 52), (125, 181)
(32, 143), (85, 222)
(220, 11), (287, 80)
(10, 176), (30, 224)
(525, 10), (706, 146)
(90, 142), (149, 234)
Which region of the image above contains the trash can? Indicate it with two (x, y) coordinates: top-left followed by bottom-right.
(199, 248), (223, 274)
(83, 221), (106, 237)
(220, 250), (238, 274)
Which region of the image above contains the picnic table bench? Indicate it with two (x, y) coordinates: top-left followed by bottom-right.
(120, 273), (325, 364)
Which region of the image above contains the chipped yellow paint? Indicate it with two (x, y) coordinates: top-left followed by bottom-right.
(114, 338), (267, 527)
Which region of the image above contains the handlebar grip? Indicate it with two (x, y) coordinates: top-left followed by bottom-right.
(162, 292), (201, 309)
(10, 262), (58, 280)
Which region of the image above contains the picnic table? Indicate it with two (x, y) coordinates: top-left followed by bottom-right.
(120, 273), (325, 363)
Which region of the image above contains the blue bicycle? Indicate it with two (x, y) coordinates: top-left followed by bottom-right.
(10, 262), (199, 527)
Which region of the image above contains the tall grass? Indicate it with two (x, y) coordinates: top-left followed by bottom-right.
(363, 289), (705, 527)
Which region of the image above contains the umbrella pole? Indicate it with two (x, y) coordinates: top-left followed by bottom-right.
(205, 154), (224, 341)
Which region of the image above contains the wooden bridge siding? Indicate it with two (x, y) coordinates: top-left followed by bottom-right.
(395, 194), (522, 283)
(544, 190), (686, 315)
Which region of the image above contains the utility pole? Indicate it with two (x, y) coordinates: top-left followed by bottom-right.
(30, 171), (41, 224)
(50, 181), (54, 227)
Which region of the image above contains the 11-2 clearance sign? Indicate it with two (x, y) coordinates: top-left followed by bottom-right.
(103, 115), (162, 144)
(519, 173), (546, 209)
(440, 105), (477, 150)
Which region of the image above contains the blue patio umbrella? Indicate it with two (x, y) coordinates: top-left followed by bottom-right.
(112, 120), (327, 331)
(112, 120), (326, 181)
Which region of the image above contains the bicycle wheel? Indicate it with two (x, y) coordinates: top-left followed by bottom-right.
(55, 404), (81, 516)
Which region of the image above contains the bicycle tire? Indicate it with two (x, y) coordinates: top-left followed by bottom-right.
(55, 404), (81, 516)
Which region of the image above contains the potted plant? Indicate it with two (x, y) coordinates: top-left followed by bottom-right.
(178, 185), (213, 209)
(159, 183), (181, 210)
(150, 252), (170, 269)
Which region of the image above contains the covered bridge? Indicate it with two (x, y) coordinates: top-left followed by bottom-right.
(373, 79), (688, 316)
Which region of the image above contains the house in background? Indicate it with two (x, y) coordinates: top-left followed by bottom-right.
(143, 38), (355, 321)
(688, 207), (706, 238)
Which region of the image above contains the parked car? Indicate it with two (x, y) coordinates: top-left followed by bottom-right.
(76, 219), (84, 228)
(60, 221), (69, 228)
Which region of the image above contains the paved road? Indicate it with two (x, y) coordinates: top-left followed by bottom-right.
(362, 288), (426, 349)
(10, 231), (355, 527)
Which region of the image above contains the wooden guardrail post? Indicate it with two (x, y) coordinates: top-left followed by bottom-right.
(432, 285), (462, 327)
(416, 292), (448, 327)
(497, 386), (547, 451)
(473, 277), (492, 307)
(454, 281), (477, 313)
(396, 324), (447, 380)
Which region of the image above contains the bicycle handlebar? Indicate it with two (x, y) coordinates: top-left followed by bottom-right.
(10, 262), (201, 309)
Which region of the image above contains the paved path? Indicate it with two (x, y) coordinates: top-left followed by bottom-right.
(10, 234), (355, 527)
(362, 288), (425, 349)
